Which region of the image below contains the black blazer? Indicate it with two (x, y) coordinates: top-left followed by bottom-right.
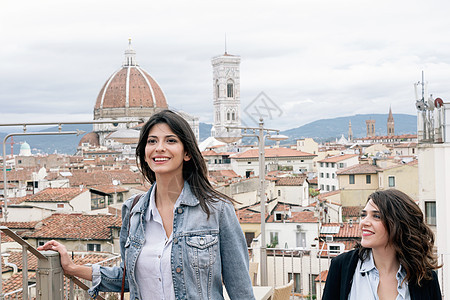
(322, 249), (442, 300)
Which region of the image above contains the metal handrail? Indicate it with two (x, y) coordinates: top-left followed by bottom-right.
(0, 226), (105, 300)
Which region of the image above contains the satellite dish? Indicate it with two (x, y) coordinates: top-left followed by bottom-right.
(435, 97), (444, 108)
(415, 100), (426, 111)
(112, 180), (119, 186)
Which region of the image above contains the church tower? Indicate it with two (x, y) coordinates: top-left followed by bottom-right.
(348, 120), (353, 142)
(366, 119), (375, 137)
(211, 52), (241, 140)
(387, 106), (395, 136)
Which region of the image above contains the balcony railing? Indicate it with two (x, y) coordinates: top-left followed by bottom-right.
(0, 226), (446, 300)
(250, 247), (447, 300)
(0, 226), (121, 300)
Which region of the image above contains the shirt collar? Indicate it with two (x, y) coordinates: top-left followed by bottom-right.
(360, 250), (409, 298)
(359, 250), (377, 274)
(146, 182), (184, 222)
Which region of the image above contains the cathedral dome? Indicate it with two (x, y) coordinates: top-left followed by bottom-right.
(94, 40), (168, 120)
(78, 132), (100, 147)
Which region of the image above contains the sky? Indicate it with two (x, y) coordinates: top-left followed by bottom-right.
(1, 0), (450, 132)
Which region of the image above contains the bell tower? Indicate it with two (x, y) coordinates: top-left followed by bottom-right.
(387, 106), (395, 136)
(211, 52), (241, 139)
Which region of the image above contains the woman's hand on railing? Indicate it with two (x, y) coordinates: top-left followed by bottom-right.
(38, 240), (93, 281)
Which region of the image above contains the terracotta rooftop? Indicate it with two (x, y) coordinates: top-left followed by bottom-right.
(69, 169), (143, 187)
(315, 270), (328, 282)
(266, 203), (318, 223)
(342, 206), (362, 219)
(357, 134), (416, 140)
(320, 222), (361, 238)
(2, 168), (37, 182)
(24, 188), (88, 203)
(275, 175), (307, 186)
(236, 207), (261, 224)
(231, 147), (316, 159)
(201, 150), (219, 156)
(318, 190), (341, 201)
(336, 163), (381, 175)
(90, 184), (129, 194)
(318, 154), (359, 163)
(23, 214), (121, 240)
(209, 170), (240, 178)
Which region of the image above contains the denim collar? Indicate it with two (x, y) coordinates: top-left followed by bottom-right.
(130, 181), (199, 216)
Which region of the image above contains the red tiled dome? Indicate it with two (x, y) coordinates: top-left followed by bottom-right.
(94, 41), (168, 120)
(78, 132), (100, 147)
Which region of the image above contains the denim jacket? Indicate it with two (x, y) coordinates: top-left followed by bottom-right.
(89, 182), (255, 300)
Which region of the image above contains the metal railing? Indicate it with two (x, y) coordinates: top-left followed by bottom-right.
(249, 247), (447, 300)
(0, 226), (121, 300)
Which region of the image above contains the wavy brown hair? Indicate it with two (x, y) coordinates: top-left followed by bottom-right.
(136, 110), (235, 217)
(358, 189), (441, 286)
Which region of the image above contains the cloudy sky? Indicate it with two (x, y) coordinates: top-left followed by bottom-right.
(1, 0), (449, 131)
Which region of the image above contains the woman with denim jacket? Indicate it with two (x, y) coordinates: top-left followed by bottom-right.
(38, 110), (255, 300)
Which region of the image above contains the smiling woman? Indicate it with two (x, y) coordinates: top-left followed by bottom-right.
(38, 110), (255, 300)
(322, 189), (442, 300)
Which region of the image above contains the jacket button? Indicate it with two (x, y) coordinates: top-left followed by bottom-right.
(177, 207), (183, 214)
(176, 267), (182, 273)
(173, 238), (178, 244)
(199, 238), (205, 245)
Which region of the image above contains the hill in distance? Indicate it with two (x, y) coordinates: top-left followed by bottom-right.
(0, 113), (417, 155)
(279, 113), (417, 144)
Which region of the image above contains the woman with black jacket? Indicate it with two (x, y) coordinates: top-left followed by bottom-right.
(323, 189), (442, 300)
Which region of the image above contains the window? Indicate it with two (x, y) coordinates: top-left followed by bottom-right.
(278, 190), (281, 197)
(339, 163), (344, 168)
(388, 176), (395, 187)
(320, 184), (324, 190)
(232, 111), (235, 120)
(320, 173), (323, 178)
(247, 161), (251, 164)
(425, 202), (436, 225)
(331, 163), (335, 168)
(332, 173), (335, 179)
(38, 241), (45, 247)
(309, 274), (318, 297)
(320, 162), (323, 167)
(269, 232), (279, 247)
(332, 186), (335, 191)
(227, 111), (230, 120)
(244, 232), (255, 247)
(57, 203), (64, 209)
(275, 213), (284, 221)
(349, 174), (355, 184)
(227, 83), (234, 97)
(326, 173), (329, 178)
(288, 273), (301, 293)
(366, 175), (371, 184)
(329, 245), (342, 254)
(87, 244), (101, 252)
(296, 231), (306, 248)
(326, 185), (330, 191)
(326, 163), (329, 167)
(216, 80), (220, 98)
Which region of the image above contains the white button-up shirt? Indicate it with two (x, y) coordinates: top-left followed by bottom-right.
(348, 250), (410, 300)
(135, 186), (181, 300)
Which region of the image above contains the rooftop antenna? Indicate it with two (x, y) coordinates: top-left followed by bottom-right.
(224, 33), (227, 55)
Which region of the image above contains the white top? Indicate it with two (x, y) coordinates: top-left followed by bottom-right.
(135, 185), (181, 300)
(348, 250), (410, 300)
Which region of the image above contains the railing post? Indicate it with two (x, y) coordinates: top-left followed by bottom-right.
(22, 245), (28, 300)
(36, 251), (64, 300)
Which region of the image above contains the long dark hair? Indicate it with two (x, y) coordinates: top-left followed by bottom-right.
(136, 110), (234, 217)
(358, 189), (441, 286)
